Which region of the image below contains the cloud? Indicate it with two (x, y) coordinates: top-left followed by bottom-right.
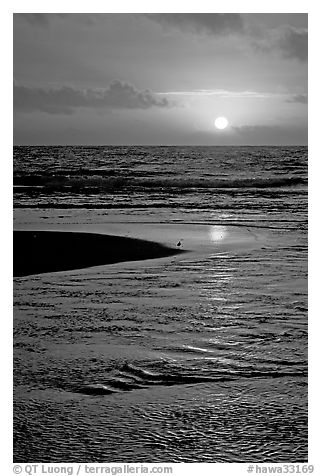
(277, 27), (308, 61)
(286, 94), (308, 104)
(144, 13), (244, 35)
(156, 89), (276, 99)
(15, 13), (67, 27)
(252, 26), (308, 62)
(232, 124), (307, 145)
(145, 14), (307, 62)
(14, 81), (172, 114)
(15, 13), (103, 28)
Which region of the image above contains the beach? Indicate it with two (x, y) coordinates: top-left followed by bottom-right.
(13, 145), (308, 462)
(14, 208), (307, 462)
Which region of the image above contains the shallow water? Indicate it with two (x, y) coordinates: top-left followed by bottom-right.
(13, 217), (307, 462)
(13, 146), (307, 462)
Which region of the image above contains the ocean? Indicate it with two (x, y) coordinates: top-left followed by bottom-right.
(13, 145), (308, 462)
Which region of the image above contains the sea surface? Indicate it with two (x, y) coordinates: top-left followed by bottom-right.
(13, 146), (308, 462)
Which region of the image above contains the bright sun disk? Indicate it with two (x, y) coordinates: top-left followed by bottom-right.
(215, 116), (229, 130)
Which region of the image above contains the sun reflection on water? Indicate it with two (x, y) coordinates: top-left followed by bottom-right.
(209, 225), (227, 242)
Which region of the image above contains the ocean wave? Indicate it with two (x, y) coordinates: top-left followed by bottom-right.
(13, 174), (306, 191)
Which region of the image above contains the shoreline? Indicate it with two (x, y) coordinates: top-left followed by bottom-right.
(13, 230), (185, 277)
(13, 211), (266, 278)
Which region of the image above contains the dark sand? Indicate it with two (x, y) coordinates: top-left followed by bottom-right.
(13, 230), (185, 277)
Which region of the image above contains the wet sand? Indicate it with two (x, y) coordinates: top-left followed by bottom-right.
(13, 211), (307, 462)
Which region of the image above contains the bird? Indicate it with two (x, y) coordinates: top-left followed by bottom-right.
(176, 239), (183, 247)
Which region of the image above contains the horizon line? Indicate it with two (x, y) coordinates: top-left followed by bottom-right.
(13, 143), (308, 147)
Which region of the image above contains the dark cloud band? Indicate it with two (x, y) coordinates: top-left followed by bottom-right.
(14, 81), (172, 114)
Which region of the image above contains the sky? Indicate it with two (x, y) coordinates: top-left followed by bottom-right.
(13, 13), (308, 145)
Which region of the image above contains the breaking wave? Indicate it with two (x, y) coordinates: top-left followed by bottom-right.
(14, 174), (306, 192)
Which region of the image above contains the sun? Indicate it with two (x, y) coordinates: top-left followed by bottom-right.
(215, 116), (229, 130)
